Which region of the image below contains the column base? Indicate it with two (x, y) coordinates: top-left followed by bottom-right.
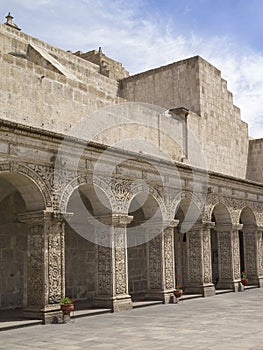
(216, 280), (240, 292)
(202, 283), (216, 297)
(258, 277), (263, 288)
(23, 304), (63, 324)
(184, 283), (215, 297)
(93, 294), (132, 312)
(144, 290), (174, 304)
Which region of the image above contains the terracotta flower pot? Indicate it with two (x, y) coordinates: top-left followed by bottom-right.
(241, 278), (248, 286)
(61, 303), (74, 316)
(173, 289), (183, 298)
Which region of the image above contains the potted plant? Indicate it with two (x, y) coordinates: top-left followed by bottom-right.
(60, 297), (74, 318)
(241, 270), (248, 286)
(173, 274), (183, 299)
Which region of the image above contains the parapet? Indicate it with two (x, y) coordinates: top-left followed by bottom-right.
(74, 47), (129, 81)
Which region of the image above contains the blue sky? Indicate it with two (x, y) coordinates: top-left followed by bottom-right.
(1, 0), (263, 138)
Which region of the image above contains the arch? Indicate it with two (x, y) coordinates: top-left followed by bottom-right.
(0, 168), (47, 310)
(59, 174), (114, 213)
(127, 190), (163, 300)
(0, 168), (46, 211)
(127, 183), (166, 219)
(239, 207), (256, 226)
(173, 194), (203, 233)
(64, 181), (113, 304)
(211, 202), (232, 225)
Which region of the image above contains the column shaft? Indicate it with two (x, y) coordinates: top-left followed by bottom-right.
(19, 211), (66, 323)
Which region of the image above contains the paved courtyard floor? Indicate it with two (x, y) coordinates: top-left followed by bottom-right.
(1, 288), (263, 350)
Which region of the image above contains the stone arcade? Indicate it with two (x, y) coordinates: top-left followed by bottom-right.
(0, 14), (263, 323)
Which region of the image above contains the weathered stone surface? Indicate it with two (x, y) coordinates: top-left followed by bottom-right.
(0, 20), (263, 322)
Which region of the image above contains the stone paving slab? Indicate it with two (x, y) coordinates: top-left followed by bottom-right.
(1, 289), (263, 349)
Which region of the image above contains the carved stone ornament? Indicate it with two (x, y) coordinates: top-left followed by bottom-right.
(163, 227), (175, 289)
(148, 235), (162, 289)
(188, 231), (202, 283)
(114, 227), (127, 295)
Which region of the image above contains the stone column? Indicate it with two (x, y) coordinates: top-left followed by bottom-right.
(145, 220), (178, 303)
(216, 224), (242, 292)
(19, 211), (68, 323)
(257, 228), (263, 288)
(93, 213), (133, 312)
(243, 226), (263, 287)
(186, 222), (215, 297)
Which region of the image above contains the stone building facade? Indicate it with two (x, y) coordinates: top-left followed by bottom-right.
(0, 16), (263, 323)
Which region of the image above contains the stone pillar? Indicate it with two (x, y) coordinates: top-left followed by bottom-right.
(216, 224), (242, 292)
(93, 214), (133, 312)
(243, 226), (263, 287)
(19, 211), (68, 323)
(257, 228), (263, 288)
(186, 222), (215, 297)
(145, 220), (178, 303)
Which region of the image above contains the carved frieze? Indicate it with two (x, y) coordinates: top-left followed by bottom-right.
(27, 224), (45, 305)
(163, 227), (175, 289)
(96, 229), (112, 296)
(244, 232), (257, 276)
(217, 232), (232, 279)
(114, 227), (127, 295)
(203, 230), (212, 283)
(188, 231), (202, 282)
(47, 221), (64, 303)
(148, 235), (162, 289)
(232, 230), (241, 280)
(257, 232), (263, 275)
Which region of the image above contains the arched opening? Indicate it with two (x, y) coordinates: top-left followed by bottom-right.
(127, 192), (162, 301)
(211, 203), (231, 289)
(66, 183), (112, 308)
(0, 173), (45, 313)
(174, 198), (201, 291)
(239, 207), (257, 284)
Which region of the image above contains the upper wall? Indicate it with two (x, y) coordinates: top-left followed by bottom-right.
(120, 56), (249, 179)
(120, 56), (201, 114)
(246, 139), (263, 182)
(0, 24), (123, 134)
(0, 23), (251, 179)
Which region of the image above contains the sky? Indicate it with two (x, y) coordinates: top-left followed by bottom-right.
(1, 0), (263, 138)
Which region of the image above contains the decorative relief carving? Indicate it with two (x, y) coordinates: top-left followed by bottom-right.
(0, 162), (10, 172)
(203, 230), (212, 283)
(203, 195), (250, 225)
(111, 179), (131, 202)
(27, 163), (76, 209)
(27, 224), (45, 305)
(250, 202), (263, 226)
(232, 230), (240, 280)
(148, 235), (162, 289)
(257, 232), (263, 275)
(218, 232), (232, 279)
(0, 161), (53, 208)
(188, 231), (202, 282)
(244, 232), (257, 277)
(97, 229), (112, 296)
(164, 227), (175, 289)
(47, 222), (64, 303)
(114, 228), (127, 295)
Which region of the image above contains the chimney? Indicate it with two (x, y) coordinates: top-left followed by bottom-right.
(4, 12), (21, 31)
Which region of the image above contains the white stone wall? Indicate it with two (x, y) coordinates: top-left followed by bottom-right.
(120, 56), (249, 178)
(246, 139), (263, 182)
(0, 24), (250, 179)
(0, 24), (122, 135)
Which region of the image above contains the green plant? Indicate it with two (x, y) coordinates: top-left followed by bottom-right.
(175, 274), (182, 290)
(60, 297), (73, 305)
(241, 270), (247, 279)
